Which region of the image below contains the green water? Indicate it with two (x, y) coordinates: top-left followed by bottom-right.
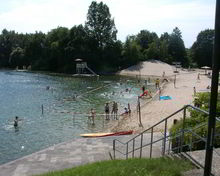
(0, 70), (155, 164)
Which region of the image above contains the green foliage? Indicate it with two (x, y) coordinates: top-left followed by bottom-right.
(0, 2), (207, 73)
(170, 92), (220, 151)
(85, 1), (117, 48)
(136, 30), (158, 51)
(9, 47), (25, 68)
(168, 27), (187, 66)
(121, 36), (143, 68)
(35, 157), (193, 176)
(190, 29), (214, 67)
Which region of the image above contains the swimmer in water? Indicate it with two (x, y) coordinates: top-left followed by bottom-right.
(14, 116), (19, 127)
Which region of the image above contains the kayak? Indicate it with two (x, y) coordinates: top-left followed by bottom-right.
(80, 130), (133, 138)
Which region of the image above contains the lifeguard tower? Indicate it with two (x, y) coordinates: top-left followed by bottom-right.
(74, 58), (98, 77)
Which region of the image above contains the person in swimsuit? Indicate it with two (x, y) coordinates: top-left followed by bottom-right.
(14, 116), (19, 127)
(105, 103), (110, 120)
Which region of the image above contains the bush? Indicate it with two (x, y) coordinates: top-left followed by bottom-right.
(170, 92), (220, 151)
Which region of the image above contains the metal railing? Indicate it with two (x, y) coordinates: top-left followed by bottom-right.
(112, 104), (220, 175)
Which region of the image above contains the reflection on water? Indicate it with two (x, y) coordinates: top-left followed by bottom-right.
(0, 70), (155, 164)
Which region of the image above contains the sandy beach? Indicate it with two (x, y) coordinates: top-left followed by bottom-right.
(110, 60), (212, 133)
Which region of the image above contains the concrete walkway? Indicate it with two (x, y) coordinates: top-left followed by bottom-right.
(184, 148), (220, 176)
(0, 136), (118, 176)
(0, 132), (165, 176)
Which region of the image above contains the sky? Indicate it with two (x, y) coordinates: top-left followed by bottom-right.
(0, 0), (216, 48)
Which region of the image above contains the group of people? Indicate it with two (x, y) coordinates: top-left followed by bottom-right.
(88, 101), (131, 125)
(105, 101), (118, 120)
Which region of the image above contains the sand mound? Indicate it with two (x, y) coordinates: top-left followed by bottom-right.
(119, 60), (175, 77)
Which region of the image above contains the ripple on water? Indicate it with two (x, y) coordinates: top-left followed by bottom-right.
(0, 71), (156, 165)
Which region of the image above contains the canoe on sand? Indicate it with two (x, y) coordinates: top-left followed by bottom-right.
(80, 130), (133, 138)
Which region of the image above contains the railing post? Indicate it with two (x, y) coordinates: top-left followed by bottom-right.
(163, 119), (167, 156)
(150, 128), (153, 158)
(168, 137), (171, 154)
(140, 134), (143, 158)
(113, 140), (115, 159)
(132, 139), (135, 158)
(190, 134), (193, 151)
(204, 1), (219, 175)
(126, 143), (129, 159)
(180, 107), (186, 152)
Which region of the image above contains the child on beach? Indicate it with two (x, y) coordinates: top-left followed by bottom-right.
(88, 108), (96, 125)
(155, 78), (160, 89)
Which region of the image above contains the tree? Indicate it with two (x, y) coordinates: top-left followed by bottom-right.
(191, 29), (214, 67)
(9, 47), (25, 68)
(168, 27), (187, 66)
(25, 32), (46, 70)
(146, 40), (160, 60)
(136, 30), (158, 51)
(121, 36), (143, 68)
(46, 27), (69, 72)
(85, 1), (117, 48)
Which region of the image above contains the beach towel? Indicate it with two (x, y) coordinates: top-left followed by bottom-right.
(159, 96), (172, 100)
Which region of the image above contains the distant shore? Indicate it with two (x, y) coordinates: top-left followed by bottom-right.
(108, 61), (212, 133)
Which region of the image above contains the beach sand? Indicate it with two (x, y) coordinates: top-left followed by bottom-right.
(109, 61), (212, 133)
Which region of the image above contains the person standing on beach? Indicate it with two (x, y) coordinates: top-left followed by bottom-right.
(128, 103), (131, 116)
(90, 108), (96, 125)
(142, 85), (145, 93)
(197, 73), (200, 80)
(193, 87), (197, 96)
(111, 101), (116, 119)
(174, 75), (176, 88)
(162, 71), (165, 77)
(155, 78), (160, 89)
(112, 101), (118, 120)
(105, 103), (110, 120)
(159, 87), (161, 100)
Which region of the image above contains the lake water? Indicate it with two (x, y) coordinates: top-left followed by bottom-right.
(0, 70), (155, 164)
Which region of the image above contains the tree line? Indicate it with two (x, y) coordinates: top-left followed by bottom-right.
(0, 1), (214, 74)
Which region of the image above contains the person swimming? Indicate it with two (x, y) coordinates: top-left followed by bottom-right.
(14, 116), (19, 127)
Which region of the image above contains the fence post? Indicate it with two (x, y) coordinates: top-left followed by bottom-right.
(132, 139), (135, 158)
(150, 128), (153, 158)
(180, 106), (186, 152)
(140, 134), (143, 158)
(126, 143), (129, 159)
(138, 96), (143, 127)
(162, 119), (167, 156)
(113, 140), (115, 159)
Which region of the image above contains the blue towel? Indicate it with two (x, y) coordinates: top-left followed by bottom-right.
(160, 96), (172, 100)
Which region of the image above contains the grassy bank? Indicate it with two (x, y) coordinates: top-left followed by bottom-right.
(36, 157), (193, 176)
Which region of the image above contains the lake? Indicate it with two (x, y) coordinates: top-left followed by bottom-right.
(0, 70), (155, 164)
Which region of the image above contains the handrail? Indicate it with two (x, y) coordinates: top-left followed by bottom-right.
(121, 105), (209, 144)
(113, 104), (219, 164)
(114, 105), (209, 150)
(124, 106), (186, 144)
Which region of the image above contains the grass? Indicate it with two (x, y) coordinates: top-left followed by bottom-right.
(35, 157), (194, 176)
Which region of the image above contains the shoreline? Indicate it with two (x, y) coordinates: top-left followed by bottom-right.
(108, 67), (212, 134)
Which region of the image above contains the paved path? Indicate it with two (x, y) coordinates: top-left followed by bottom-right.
(0, 132), (164, 176)
(183, 148), (220, 176)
